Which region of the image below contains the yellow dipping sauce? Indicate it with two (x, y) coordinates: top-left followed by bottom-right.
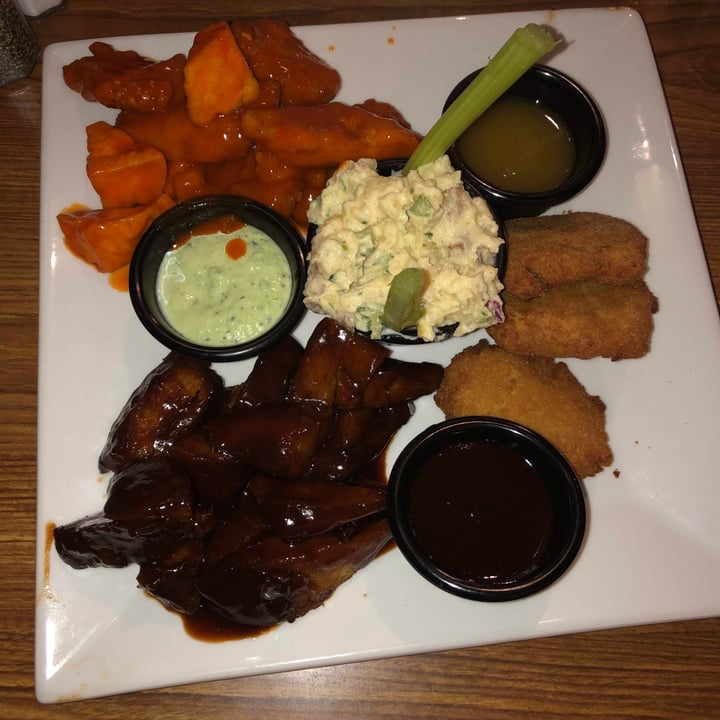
(157, 218), (292, 346)
(457, 95), (576, 193)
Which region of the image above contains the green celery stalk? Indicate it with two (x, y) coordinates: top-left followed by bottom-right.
(381, 268), (428, 332)
(403, 23), (559, 173)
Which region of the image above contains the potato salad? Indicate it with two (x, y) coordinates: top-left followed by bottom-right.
(304, 155), (504, 341)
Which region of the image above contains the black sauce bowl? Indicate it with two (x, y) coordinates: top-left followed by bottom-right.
(129, 195), (307, 362)
(387, 416), (586, 601)
(444, 64), (607, 219)
(306, 157), (506, 345)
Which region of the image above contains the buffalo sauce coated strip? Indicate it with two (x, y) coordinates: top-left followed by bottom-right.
(59, 19), (425, 280)
(231, 18), (341, 106)
(239, 102), (421, 168)
(63, 41), (187, 112)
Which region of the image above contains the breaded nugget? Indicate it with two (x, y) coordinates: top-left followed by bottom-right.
(503, 212), (649, 299)
(487, 281), (658, 360)
(434, 340), (612, 479)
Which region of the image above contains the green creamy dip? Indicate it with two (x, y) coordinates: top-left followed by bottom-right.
(157, 224), (292, 346)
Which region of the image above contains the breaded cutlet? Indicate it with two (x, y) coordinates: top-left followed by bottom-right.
(487, 281), (658, 360)
(502, 212), (649, 299)
(434, 340), (613, 479)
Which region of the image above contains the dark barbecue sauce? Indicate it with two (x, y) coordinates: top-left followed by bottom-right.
(181, 605), (276, 643)
(407, 439), (554, 583)
(181, 450), (394, 642)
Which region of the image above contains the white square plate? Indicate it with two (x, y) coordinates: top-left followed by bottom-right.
(36, 8), (720, 703)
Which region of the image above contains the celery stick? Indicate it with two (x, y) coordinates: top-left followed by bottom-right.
(382, 268), (428, 332)
(403, 23), (558, 173)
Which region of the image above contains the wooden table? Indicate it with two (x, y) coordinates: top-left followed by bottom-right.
(2, 1), (719, 716)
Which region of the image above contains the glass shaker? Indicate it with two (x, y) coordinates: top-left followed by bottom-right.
(0, 0), (40, 87)
(15, 0), (66, 17)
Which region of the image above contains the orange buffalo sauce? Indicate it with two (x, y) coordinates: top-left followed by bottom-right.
(171, 215), (247, 250)
(59, 19), (422, 288)
(225, 236), (248, 260)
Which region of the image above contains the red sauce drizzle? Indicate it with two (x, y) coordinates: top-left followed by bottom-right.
(44, 522), (57, 590)
(172, 215), (246, 250)
(109, 264), (130, 291)
(225, 236), (248, 260)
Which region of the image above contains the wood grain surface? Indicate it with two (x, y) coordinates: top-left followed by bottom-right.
(1, 1), (718, 717)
